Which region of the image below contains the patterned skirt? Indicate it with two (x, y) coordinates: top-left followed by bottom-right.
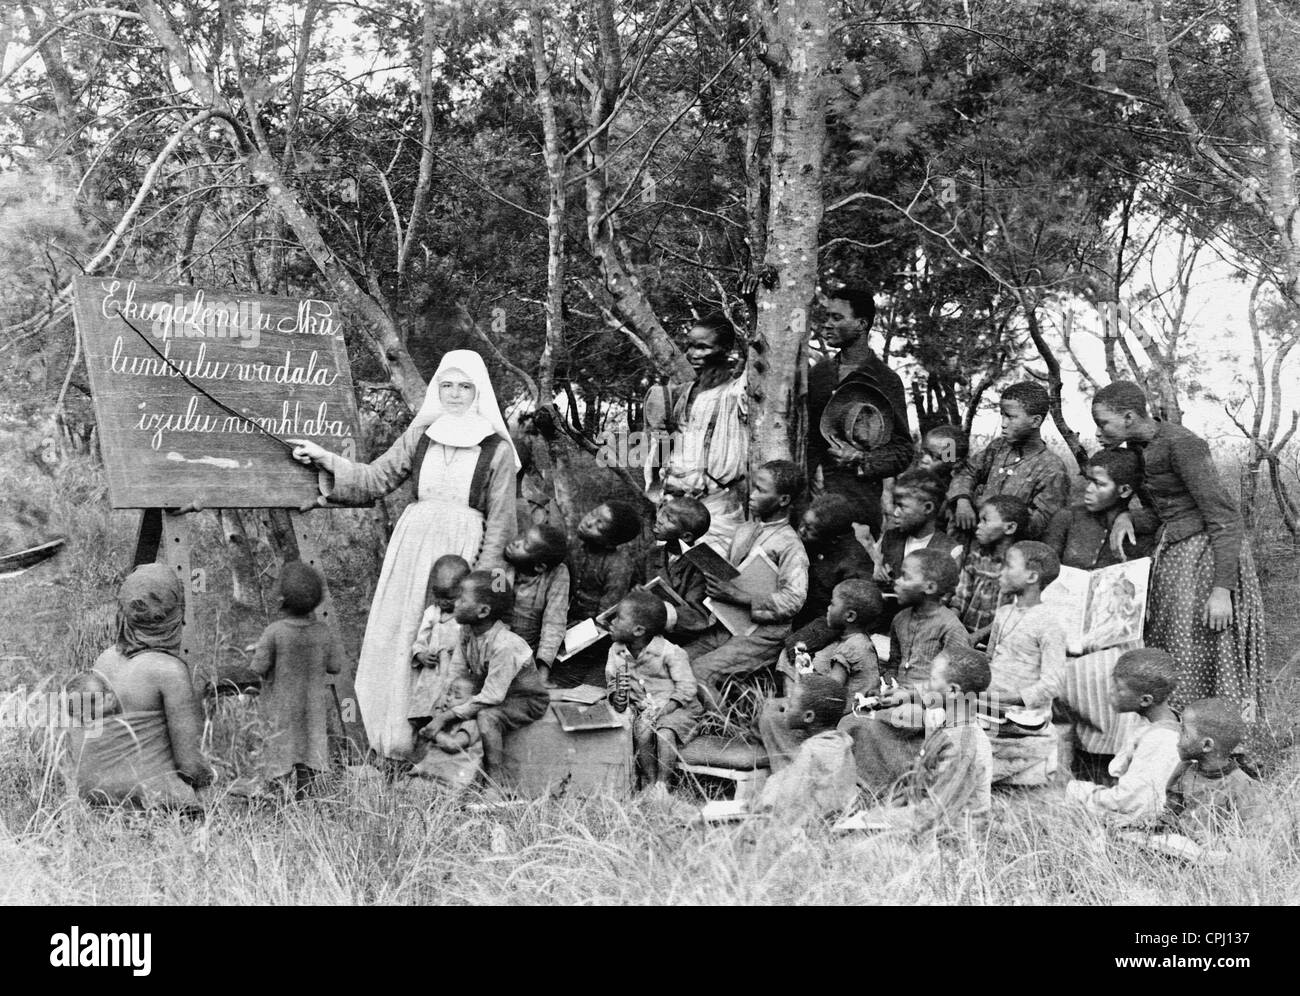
(1144, 532), (1266, 723)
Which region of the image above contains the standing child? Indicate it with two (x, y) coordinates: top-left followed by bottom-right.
(249, 561), (347, 799)
(754, 674), (858, 825)
(606, 590), (703, 788)
(1044, 448), (1155, 781)
(407, 555), (469, 734)
(853, 646), (994, 835)
(761, 579), (884, 769)
(1066, 648), (1181, 825)
(409, 675), (483, 792)
(422, 571), (550, 787)
(839, 549), (971, 796)
(947, 381), (1070, 540)
(952, 494), (1029, 642)
(690, 460), (810, 717)
(639, 497), (713, 643)
(1163, 697), (1270, 841)
(985, 541), (1067, 735)
(503, 524), (571, 684)
(876, 468), (962, 594)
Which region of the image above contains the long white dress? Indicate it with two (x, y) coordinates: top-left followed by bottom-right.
(322, 426), (515, 759)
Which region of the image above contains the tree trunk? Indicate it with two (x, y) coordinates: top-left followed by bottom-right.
(529, 7), (565, 403)
(747, 0), (829, 468)
(1022, 296), (1090, 469)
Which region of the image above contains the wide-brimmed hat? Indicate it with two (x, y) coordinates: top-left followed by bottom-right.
(820, 373), (894, 451)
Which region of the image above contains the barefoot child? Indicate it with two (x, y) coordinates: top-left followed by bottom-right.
(504, 524), (570, 683)
(423, 571), (549, 784)
(690, 460), (810, 717)
(409, 675), (483, 791)
(407, 555), (469, 734)
(606, 590), (703, 787)
(761, 579), (884, 769)
(250, 561), (347, 798)
(1066, 648), (1181, 825)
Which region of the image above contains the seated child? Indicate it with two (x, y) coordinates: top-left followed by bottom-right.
(422, 571), (550, 784)
(606, 590), (703, 787)
(792, 493), (874, 633)
(409, 675), (483, 792)
(504, 524), (570, 683)
(953, 494), (1029, 642)
(985, 541), (1066, 734)
(853, 646), (993, 835)
(557, 499), (642, 686)
(838, 549), (971, 795)
(1066, 648), (1181, 825)
(947, 381), (1070, 540)
(761, 579), (884, 769)
(876, 467), (962, 596)
(755, 674), (858, 824)
(407, 555), (469, 732)
(640, 497), (713, 642)
(1162, 697), (1270, 841)
(1044, 449), (1154, 780)
(689, 460), (810, 716)
(249, 561), (347, 798)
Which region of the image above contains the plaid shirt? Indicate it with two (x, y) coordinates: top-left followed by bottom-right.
(953, 543), (1012, 633)
(947, 438), (1071, 539)
(886, 604), (971, 687)
(507, 563), (570, 666)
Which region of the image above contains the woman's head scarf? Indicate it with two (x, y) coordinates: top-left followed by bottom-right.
(115, 563), (185, 658)
(415, 349), (521, 470)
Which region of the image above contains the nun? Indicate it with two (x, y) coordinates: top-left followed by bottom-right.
(291, 350), (520, 760)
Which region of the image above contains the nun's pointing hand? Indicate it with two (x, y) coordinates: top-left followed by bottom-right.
(289, 439), (329, 467)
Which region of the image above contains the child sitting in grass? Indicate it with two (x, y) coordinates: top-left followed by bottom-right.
(407, 555), (469, 734)
(690, 460), (810, 717)
(250, 561), (347, 799)
(839, 549), (971, 796)
(985, 540), (1066, 735)
(503, 524), (570, 683)
(422, 571), (550, 787)
(852, 646), (993, 835)
(640, 497), (713, 643)
(1066, 648), (1181, 825)
(953, 494), (1030, 642)
(606, 589), (702, 788)
(761, 579), (884, 769)
(409, 674), (482, 792)
(754, 674), (858, 824)
(1162, 697), (1269, 841)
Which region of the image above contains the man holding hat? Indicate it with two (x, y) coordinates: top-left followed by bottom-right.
(805, 286), (914, 536)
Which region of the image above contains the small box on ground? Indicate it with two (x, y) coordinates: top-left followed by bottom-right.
(500, 695), (634, 799)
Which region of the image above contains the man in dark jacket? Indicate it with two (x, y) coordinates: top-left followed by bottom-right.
(805, 286), (914, 535)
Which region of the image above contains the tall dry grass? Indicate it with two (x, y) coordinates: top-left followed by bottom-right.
(1, 458), (1298, 905)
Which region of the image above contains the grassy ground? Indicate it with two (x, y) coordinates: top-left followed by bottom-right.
(2, 453), (1298, 905)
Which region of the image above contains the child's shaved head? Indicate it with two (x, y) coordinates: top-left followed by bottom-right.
(432, 555), (471, 587)
(1183, 698), (1247, 757)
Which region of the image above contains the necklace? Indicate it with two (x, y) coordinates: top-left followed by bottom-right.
(991, 603), (1030, 649)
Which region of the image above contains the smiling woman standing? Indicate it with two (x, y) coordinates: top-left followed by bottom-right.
(291, 350), (520, 760)
(1092, 381), (1265, 731)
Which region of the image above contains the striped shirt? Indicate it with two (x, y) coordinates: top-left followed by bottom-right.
(885, 605), (971, 687)
(507, 563), (570, 666)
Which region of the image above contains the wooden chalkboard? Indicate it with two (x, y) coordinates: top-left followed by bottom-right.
(74, 276), (364, 509)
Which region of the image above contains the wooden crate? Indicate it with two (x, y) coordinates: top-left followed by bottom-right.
(500, 703), (634, 799)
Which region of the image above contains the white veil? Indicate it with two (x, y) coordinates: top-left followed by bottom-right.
(415, 349), (521, 470)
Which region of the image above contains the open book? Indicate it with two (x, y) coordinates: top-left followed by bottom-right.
(702, 546), (780, 637)
(556, 616), (610, 662)
(1041, 557), (1151, 655)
